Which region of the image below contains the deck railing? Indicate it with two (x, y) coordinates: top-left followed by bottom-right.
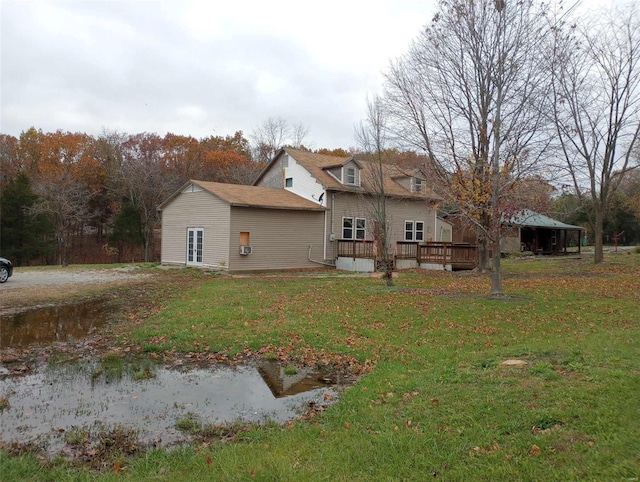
(417, 242), (478, 269)
(338, 240), (478, 269)
(396, 241), (418, 259)
(337, 239), (376, 259)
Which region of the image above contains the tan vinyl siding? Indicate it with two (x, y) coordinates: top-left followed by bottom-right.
(387, 198), (437, 242)
(324, 192), (437, 260)
(435, 217), (453, 242)
(324, 192), (371, 260)
(161, 190), (231, 268)
(256, 156), (288, 188)
(229, 207), (324, 271)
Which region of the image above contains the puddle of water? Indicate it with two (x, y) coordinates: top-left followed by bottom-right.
(258, 360), (336, 398)
(0, 358), (338, 454)
(0, 299), (118, 348)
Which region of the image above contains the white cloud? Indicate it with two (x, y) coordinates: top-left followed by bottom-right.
(1, 0), (438, 148)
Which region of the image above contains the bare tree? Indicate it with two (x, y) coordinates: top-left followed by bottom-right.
(355, 95), (394, 286)
(291, 122), (311, 149)
(250, 117), (310, 162)
(384, 0), (553, 296)
(550, 2), (640, 263)
(119, 133), (181, 262)
(34, 173), (94, 266)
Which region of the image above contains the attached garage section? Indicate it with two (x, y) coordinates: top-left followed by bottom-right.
(159, 180), (327, 272)
(228, 207), (325, 271)
(160, 185), (231, 269)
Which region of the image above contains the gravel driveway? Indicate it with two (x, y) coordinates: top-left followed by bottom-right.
(1, 267), (151, 290)
(0, 267), (154, 313)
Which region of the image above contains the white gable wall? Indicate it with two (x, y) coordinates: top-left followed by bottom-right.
(282, 154), (326, 205)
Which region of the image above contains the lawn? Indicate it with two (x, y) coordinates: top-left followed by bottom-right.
(2, 253), (639, 481)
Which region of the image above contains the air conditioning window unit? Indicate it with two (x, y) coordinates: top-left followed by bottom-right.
(240, 245), (252, 255)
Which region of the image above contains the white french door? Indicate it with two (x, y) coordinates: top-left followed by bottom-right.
(187, 228), (204, 265)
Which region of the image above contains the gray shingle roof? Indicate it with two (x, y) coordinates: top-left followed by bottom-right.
(503, 209), (583, 230)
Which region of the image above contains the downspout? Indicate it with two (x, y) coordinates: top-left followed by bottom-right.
(308, 245), (335, 267)
(323, 209), (328, 260)
(331, 192), (336, 261)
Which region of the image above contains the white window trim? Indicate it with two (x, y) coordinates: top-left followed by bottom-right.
(355, 217), (366, 239)
(343, 166), (359, 186)
(187, 227), (204, 265)
(342, 216), (366, 239)
(404, 220), (425, 242)
(342, 217), (353, 239)
(415, 221), (425, 241)
(404, 220), (414, 241)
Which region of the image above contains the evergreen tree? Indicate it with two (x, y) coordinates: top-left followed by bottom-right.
(0, 173), (54, 265)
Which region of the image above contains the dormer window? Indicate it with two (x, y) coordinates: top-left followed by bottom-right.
(345, 166), (359, 186)
(412, 177), (424, 193)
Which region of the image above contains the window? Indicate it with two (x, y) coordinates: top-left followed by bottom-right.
(239, 231), (250, 245)
(342, 217), (353, 239)
(405, 221), (414, 241)
(345, 167), (357, 185)
(356, 218), (366, 239)
(413, 177), (424, 193)
(343, 217), (366, 239)
(405, 221), (425, 241)
(285, 177), (293, 187)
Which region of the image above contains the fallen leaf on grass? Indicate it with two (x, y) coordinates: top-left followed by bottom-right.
(470, 441), (500, 456)
(529, 444), (541, 456)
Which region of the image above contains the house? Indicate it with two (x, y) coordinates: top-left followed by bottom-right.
(159, 181), (326, 271)
(159, 148), (454, 272)
(254, 148), (452, 271)
(501, 209), (584, 254)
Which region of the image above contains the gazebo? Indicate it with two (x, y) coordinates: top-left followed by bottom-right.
(502, 209), (584, 255)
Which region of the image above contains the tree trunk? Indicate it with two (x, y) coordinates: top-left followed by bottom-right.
(384, 259), (394, 287)
(477, 235), (489, 272)
(594, 205), (604, 263)
(490, 244), (503, 297)
(143, 235), (150, 263)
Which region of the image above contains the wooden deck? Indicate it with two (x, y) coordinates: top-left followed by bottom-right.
(338, 240), (478, 270)
(337, 239), (376, 259)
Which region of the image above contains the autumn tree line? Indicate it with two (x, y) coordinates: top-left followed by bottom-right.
(0, 128), (269, 266)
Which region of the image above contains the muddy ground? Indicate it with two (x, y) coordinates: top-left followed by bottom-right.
(0, 266), (364, 463)
(0, 265), (365, 373)
(0, 266), (201, 369)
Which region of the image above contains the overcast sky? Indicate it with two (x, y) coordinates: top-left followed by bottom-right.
(1, 0), (440, 149)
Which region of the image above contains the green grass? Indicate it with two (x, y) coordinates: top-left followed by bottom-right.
(2, 254), (639, 481)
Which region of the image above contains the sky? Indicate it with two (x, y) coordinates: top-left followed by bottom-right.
(1, 0), (439, 150)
